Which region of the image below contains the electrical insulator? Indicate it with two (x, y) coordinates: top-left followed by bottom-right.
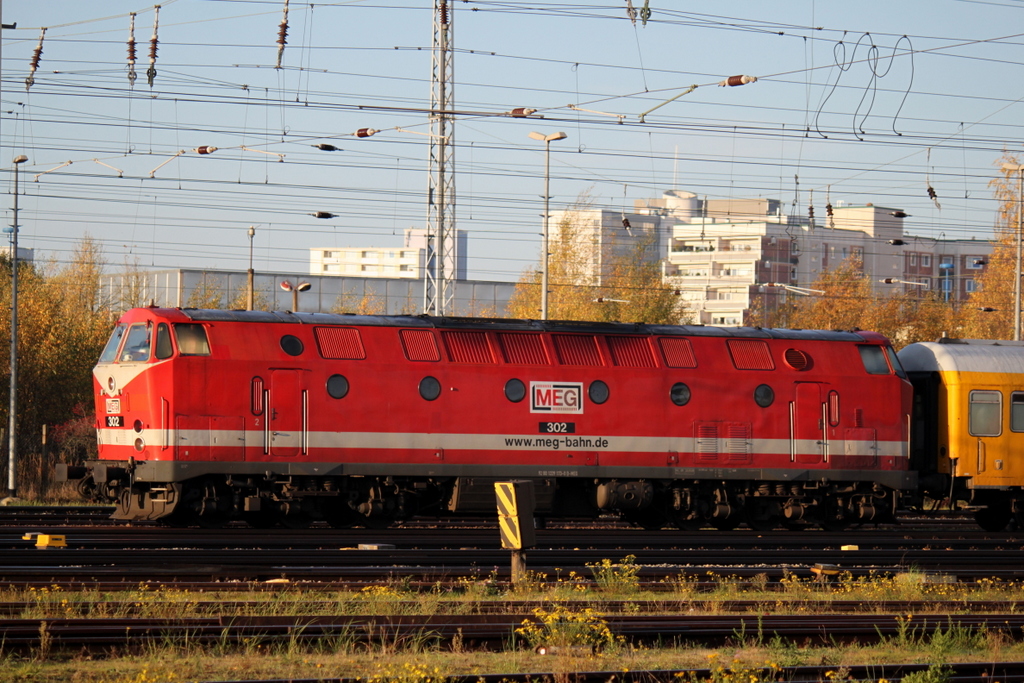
(825, 203), (834, 217)
(927, 186), (937, 200)
(622, 218), (631, 229)
(718, 75), (757, 87)
(195, 146), (217, 155)
(509, 108), (537, 118)
(808, 206), (814, 220)
(313, 143), (340, 151)
(311, 211), (336, 219)
(355, 128), (379, 138)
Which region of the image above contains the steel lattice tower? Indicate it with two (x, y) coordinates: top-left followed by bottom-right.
(424, 0), (456, 315)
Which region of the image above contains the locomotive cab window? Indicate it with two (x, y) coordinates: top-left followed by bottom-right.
(154, 323), (174, 360)
(884, 346), (907, 378)
(858, 345), (890, 375)
(969, 390), (1002, 437)
(120, 324), (152, 362)
(1012, 392), (1024, 432)
(175, 324), (211, 356)
(98, 324), (127, 363)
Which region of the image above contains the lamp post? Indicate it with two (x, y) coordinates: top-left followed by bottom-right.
(246, 226), (255, 311)
(280, 279), (311, 312)
(6, 154), (27, 499)
(1002, 163), (1024, 341)
(528, 131), (567, 321)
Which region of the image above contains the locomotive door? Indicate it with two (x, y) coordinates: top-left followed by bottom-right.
(269, 369), (306, 457)
(792, 382), (828, 464)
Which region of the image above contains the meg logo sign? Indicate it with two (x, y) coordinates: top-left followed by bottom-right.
(530, 382), (583, 414)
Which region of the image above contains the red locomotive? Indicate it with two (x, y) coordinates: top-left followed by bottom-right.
(59, 307), (915, 530)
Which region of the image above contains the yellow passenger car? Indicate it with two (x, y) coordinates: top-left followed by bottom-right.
(899, 338), (1024, 531)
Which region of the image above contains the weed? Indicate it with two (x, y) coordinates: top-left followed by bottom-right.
(515, 604), (622, 653)
(676, 652), (782, 682)
(587, 555), (640, 594)
(901, 663), (952, 683)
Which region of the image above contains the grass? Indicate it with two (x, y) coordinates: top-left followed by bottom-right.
(4, 561), (1024, 682)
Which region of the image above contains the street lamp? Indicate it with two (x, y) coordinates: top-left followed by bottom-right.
(246, 226), (256, 311)
(6, 154), (27, 499)
(1002, 163), (1024, 341)
(280, 279), (311, 312)
(528, 131), (568, 320)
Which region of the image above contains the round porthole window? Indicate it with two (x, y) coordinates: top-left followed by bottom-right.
(280, 335), (304, 356)
(419, 376), (441, 401)
(589, 380), (610, 405)
(754, 384), (775, 408)
(670, 382), (691, 406)
(505, 378), (526, 403)
(326, 374), (349, 399)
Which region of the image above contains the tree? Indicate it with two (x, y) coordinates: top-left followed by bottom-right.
(228, 283), (272, 311)
(0, 236), (116, 496)
(508, 192), (688, 324)
(110, 256), (152, 313)
(186, 273), (224, 309)
(782, 256), (956, 349)
(957, 153), (1023, 340)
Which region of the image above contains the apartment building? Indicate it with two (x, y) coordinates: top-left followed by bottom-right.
(658, 191), (992, 324)
(310, 228), (468, 280)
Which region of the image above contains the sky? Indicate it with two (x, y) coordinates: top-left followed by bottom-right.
(1, 0), (1023, 285)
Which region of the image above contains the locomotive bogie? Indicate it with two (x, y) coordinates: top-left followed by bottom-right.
(61, 307), (919, 529)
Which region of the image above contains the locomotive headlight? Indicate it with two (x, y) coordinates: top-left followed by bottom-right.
(133, 420), (144, 433)
(108, 377), (116, 392)
(134, 438), (145, 452)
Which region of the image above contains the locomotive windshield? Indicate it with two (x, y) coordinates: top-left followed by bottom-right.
(120, 323), (152, 362)
(858, 345), (891, 375)
(98, 324), (127, 363)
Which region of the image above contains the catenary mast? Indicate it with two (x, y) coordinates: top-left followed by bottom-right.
(424, 0), (456, 315)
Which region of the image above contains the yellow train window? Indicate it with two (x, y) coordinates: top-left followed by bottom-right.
(969, 390), (1002, 437)
(1012, 392), (1024, 433)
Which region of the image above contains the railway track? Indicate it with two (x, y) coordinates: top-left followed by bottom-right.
(175, 662), (1024, 683)
(4, 611), (1023, 651)
(3, 522), (1024, 583)
(0, 505), (981, 529)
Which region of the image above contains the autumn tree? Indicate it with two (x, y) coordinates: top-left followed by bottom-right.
(228, 282), (272, 311)
(957, 153), (1023, 340)
(0, 236), (116, 496)
(110, 256), (152, 313)
(508, 192), (688, 324)
(783, 256), (956, 349)
(185, 273), (224, 308)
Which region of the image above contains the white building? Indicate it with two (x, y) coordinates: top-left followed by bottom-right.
(311, 228), (468, 280)
(547, 204), (667, 286)
(659, 191), (992, 324)
(0, 246), (34, 262)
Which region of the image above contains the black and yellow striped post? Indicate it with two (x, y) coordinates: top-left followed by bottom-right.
(494, 480), (536, 584)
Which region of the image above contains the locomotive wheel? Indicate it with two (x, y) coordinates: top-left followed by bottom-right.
(281, 514), (313, 529)
(711, 516), (741, 531)
(975, 506), (1011, 532)
(746, 515), (779, 532)
(244, 511), (279, 529)
(624, 510), (668, 530)
(324, 505), (360, 529)
(821, 517), (850, 532)
(673, 517), (703, 531)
